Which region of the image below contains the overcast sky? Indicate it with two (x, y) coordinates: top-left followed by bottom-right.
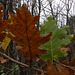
(21, 0), (75, 26)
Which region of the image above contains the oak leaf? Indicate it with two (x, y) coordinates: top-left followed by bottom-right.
(60, 58), (75, 74)
(39, 16), (73, 63)
(0, 6), (7, 42)
(42, 61), (71, 75)
(0, 6), (6, 32)
(3, 4), (52, 60)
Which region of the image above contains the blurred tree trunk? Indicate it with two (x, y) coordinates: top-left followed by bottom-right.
(68, 16), (75, 59)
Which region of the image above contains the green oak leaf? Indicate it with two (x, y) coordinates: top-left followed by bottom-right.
(39, 16), (73, 63)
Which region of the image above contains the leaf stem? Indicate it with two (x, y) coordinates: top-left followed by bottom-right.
(51, 41), (53, 63)
(26, 24), (32, 66)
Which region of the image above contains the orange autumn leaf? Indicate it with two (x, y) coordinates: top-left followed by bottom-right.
(0, 6), (6, 32)
(41, 71), (44, 75)
(56, 64), (71, 75)
(0, 6), (4, 32)
(0, 57), (8, 64)
(35, 71), (44, 75)
(0, 6), (7, 42)
(60, 58), (75, 74)
(42, 61), (71, 75)
(42, 61), (59, 75)
(3, 4), (52, 60)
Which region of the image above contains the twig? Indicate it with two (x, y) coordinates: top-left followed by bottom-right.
(0, 1), (6, 7)
(0, 52), (46, 73)
(53, 60), (75, 70)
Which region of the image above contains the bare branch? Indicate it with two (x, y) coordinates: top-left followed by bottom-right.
(53, 60), (75, 70)
(0, 52), (46, 73)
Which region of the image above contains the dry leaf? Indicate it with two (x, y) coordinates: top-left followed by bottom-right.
(42, 61), (71, 75)
(35, 71), (44, 75)
(56, 64), (70, 75)
(60, 58), (75, 74)
(42, 61), (59, 75)
(0, 6), (6, 32)
(0, 7), (7, 42)
(3, 4), (52, 61)
(41, 71), (44, 75)
(0, 57), (8, 63)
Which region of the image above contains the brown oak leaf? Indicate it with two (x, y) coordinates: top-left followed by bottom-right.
(3, 4), (52, 60)
(0, 6), (6, 32)
(60, 58), (75, 74)
(42, 61), (71, 75)
(0, 6), (7, 42)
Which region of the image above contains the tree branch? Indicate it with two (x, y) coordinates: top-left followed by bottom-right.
(0, 52), (46, 73)
(0, 1), (6, 8)
(53, 60), (75, 70)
